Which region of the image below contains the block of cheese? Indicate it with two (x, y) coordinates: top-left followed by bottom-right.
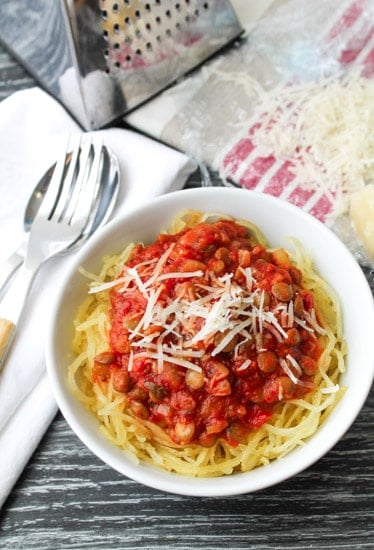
(350, 184), (374, 260)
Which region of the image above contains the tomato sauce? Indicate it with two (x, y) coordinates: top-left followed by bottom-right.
(93, 220), (323, 447)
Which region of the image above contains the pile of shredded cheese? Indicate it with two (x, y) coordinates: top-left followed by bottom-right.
(250, 68), (374, 217)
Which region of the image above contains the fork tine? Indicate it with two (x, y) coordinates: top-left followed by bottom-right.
(69, 137), (104, 230)
(62, 138), (94, 224)
(35, 137), (70, 221)
(52, 134), (82, 222)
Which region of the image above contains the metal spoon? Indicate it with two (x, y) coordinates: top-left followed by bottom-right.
(0, 145), (120, 299)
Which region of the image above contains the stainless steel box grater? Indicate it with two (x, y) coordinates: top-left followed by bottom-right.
(0, 0), (243, 130)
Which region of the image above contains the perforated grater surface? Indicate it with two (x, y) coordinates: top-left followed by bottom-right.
(0, 0), (243, 130)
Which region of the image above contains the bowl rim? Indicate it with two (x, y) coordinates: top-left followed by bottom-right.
(45, 187), (374, 497)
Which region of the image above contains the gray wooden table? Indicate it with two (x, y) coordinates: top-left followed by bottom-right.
(0, 42), (373, 550)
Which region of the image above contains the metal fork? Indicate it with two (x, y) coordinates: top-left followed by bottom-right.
(0, 134), (104, 367)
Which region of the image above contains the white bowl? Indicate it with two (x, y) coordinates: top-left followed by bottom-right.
(45, 187), (374, 497)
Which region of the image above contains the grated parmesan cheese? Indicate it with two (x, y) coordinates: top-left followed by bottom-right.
(112, 253), (325, 381)
(249, 68), (374, 218)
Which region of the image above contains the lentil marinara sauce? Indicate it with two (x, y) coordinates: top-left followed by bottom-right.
(92, 219), (324, 448)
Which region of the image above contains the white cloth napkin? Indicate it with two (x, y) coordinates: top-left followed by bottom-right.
(0, 87), (196, 507)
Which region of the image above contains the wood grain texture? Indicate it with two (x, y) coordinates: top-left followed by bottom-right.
(0, 318), (14, 359)
(1, 402), (373, 549)
(0, 42), (373, 550)
(0, 44), (35, 101)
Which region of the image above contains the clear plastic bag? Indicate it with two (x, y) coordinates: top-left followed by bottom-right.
(160, 0), (374, 267)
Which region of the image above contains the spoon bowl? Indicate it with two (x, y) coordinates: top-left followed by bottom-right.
(24, 164), (54, 231)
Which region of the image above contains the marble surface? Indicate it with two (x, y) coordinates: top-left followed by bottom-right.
(0, 41), (373, 550)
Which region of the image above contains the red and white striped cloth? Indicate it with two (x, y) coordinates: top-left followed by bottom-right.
(216, 0), (374, 223)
